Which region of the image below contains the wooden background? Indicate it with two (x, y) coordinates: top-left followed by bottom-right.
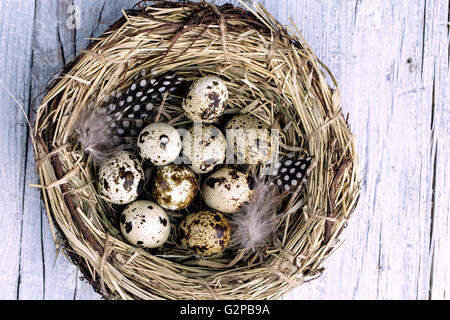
(0, 0), (448, 300)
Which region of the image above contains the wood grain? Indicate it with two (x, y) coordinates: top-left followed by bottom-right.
(427, 0), (450, 299)
(0, 0), (448, 300)
(0, 0), (35, 300)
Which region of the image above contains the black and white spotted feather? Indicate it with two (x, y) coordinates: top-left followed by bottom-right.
(99, 70), (187, 139)
(272, 154), (313, 192)
(75, 71), (187, 165)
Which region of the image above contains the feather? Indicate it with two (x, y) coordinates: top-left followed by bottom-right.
(273, 155), (314, 192)
(98, 71), (187, 140)
(74, 71), (187, 165)
(232, 176), (282, 252)
(232, 154), (314, 252)
(74, 105), (129, 166)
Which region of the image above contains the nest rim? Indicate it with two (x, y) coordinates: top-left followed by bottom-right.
(33, 0), (360, 300)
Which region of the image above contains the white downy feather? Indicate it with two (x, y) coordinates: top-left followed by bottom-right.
(232, 177), (282, 252)
(74, 105), (128, 165)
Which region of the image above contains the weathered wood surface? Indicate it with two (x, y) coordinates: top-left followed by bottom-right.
(0, 0), (448, 300)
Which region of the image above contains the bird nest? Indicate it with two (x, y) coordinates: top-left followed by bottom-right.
(33, 0), (360, 300)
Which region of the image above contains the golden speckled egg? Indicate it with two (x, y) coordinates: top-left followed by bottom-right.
(182, 76), (228, 123)
(225, 114), (277, 165)
(151, 164), (198, 210)
(202, 167), (254, 213)
(120, 200), (170, 248)
(179, 210), (231, 256)
(137, 122), (181, 166)
(182, 124), (226, 174)
(98, 151), (144, 204)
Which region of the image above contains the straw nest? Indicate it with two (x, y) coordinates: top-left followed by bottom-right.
(33, 0), (360, 300)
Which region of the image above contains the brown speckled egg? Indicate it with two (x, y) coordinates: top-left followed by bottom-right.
(120, 200), (170, 248)
(182, 76), (228, 123)
(151, 164), (198, 210)
(202, 167), (254, 213)
(225, 114), (276, 165)
(137, 122), (181, 166)
(182, 124), (226, 174)
(98, 151), (144, 204)
(179, 210), (231, 256)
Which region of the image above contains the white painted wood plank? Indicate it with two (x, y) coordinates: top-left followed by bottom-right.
(0, 0), (36, 300)
(17, 144), (45, 299)
(428, 0), (450, 300)
(17, 0), (76, 300)
(360, 0), (433, 300)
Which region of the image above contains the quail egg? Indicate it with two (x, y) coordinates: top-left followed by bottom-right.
(202, 167), (254, 213)
(182, 124), (226, 174)
(137, 122), (181, 166)
(151, 164), (198, 210)
(179, 210), (231, 256)
(98, 151), (144, 204)
(182, 76), (229, 123)
(225, 114), (277, 165)
(120, 200), (171, 248)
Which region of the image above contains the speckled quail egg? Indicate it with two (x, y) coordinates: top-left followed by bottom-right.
(120, 200), (171, 248)
(182, 124), (226, 174)
(202, 167), (255, 214)
(182, 76), (229, 123)
(98, 151), (144, 205)
(179, 210), (231, 256)
(137, 122), (181, 166)
(225, 114), (277, 165)
(151, 164), (198, 211)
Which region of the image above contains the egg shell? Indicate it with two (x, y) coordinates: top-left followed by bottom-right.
(225, 114), (276, 165)
(182, 124), (226, 174)
(137, 122), (181, 166)
(120, 200), (171, 248)
(202, 167), (255, 213)
(182, 76), (228, 123)
(98, 151), (144, 205)
(151, 164), (198, 210)
(179, 210), (231, 256)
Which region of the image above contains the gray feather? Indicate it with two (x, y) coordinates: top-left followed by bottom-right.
(74, 105), (129, 165)
(232, 177), (282, 251)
